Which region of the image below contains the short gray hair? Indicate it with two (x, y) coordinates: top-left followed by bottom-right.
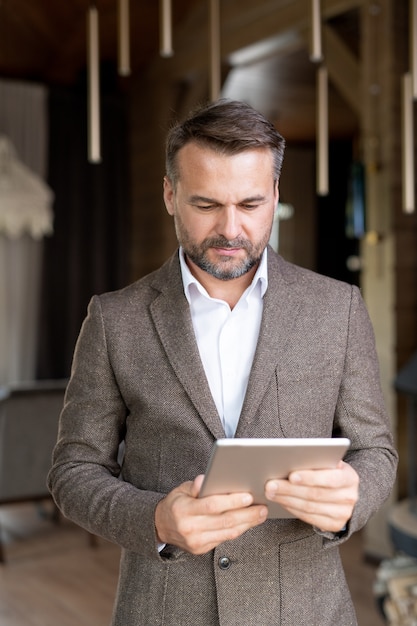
(166, 99), (285, 186)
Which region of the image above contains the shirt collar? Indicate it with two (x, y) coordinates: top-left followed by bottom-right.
(179, 246), (268, 304)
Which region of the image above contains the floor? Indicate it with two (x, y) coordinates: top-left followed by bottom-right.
(0, 501), (386, 626)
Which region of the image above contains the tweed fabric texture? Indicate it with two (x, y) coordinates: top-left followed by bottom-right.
(48, 247), (397, 626)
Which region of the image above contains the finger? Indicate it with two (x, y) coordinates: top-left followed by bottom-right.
(265, 475), (359, 521)
(198, 491), (256, 516)
(187, 505), (268, 554)
(288, 470), (342, 488)
(193, 474), (258, 511)
(288, 463), (358, 489)
(266, 480), (357, 507)
(190, 474), (205, 497)
(286, 508), (350, 533)
(264, 482), (356, 530)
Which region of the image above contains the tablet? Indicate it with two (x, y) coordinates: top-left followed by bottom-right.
(199, 437), (351, 518)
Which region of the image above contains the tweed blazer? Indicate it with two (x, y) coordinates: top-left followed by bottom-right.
(48, 248), (397, 626)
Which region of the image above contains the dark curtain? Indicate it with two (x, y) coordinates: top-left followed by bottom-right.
(316, 140), (360, 287)
(37, 82), (130, 379)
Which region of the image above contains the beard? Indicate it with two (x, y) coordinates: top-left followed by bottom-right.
(174, 214), (272, 281)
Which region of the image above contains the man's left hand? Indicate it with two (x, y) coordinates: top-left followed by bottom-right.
(264, 460), (359, 533)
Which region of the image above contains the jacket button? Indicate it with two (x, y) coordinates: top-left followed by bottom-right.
(218, 556), (231, 570)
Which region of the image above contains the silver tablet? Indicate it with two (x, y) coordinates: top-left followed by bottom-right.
(199, 437), (351, 518)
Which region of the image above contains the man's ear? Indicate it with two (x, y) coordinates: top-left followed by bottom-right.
(163, 176), (175, 216)
(274, 180), (279, 206)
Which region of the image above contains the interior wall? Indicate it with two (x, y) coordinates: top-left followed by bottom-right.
(129, 74), (179, 281)
(278, 145), (316, 270)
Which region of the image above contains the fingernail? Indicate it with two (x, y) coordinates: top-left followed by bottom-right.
(267, 481), (279, 493)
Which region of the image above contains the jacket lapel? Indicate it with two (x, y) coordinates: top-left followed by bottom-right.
(236, 250), (303, 436)
(149, 253), (225, 439)
(149, 249), (304, 440)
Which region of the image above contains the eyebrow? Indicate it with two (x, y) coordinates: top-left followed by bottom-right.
(188, 194), (267, 204)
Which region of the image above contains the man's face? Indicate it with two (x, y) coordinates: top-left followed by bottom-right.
(163, 142), (279, 282)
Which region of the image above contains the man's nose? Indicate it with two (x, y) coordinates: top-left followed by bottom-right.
(217, 206), (241, 240)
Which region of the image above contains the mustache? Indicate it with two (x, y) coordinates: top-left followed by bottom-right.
(202, 236), (253, 251)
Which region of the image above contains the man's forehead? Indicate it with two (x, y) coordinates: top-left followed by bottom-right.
(178, 141), (273, 159)
(176, 142), (274, 176)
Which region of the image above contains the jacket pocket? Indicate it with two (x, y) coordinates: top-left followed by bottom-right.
(279, 534), (356, 625)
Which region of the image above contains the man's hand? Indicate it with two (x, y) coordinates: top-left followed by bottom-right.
(155, 474), (268, 555)
(264, 461), (359, 533)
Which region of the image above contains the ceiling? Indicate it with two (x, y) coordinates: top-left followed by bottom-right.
(0, 0), (195, 85)
(0, 0), (360, 141)
(222, 46), (358, 141)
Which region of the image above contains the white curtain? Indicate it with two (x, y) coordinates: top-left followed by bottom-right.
(0, 79), (51, 386)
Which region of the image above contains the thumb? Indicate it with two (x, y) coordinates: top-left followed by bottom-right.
(191, 474), (205, 498)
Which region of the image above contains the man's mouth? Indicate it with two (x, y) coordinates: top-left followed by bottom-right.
(213, 246), (241, 256)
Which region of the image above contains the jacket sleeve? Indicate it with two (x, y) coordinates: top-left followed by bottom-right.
(322, 285), (398, 545)
(47, 295), (165, 558)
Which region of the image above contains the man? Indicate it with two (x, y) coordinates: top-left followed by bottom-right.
(48, 99), (397, 626)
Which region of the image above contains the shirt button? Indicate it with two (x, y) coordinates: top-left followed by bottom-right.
(218, 556), (231, 570)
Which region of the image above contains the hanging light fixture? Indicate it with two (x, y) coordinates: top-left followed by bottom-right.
(402, 72), (415, 213)
(87, 4), (101, 163)
(118, 0), (131, 76)
(310, 0), (327, 194)
(317, 65), (329, 195)
(310, 0), (323, 62)
(209, 0), (221, 101)
(411, 0), (417, 99)
(160, 0), (173, 57)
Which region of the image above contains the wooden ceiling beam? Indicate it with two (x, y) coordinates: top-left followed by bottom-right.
(322, 24), (361, 115)
(220, 0), (365, 52)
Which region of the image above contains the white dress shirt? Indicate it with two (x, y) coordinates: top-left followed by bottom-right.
(179, 247), (268, 437)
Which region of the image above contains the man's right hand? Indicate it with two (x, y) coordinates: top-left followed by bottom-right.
(154, 474), (268, 555)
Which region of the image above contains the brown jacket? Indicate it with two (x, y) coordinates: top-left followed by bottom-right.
(48, 248), (397, 625)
